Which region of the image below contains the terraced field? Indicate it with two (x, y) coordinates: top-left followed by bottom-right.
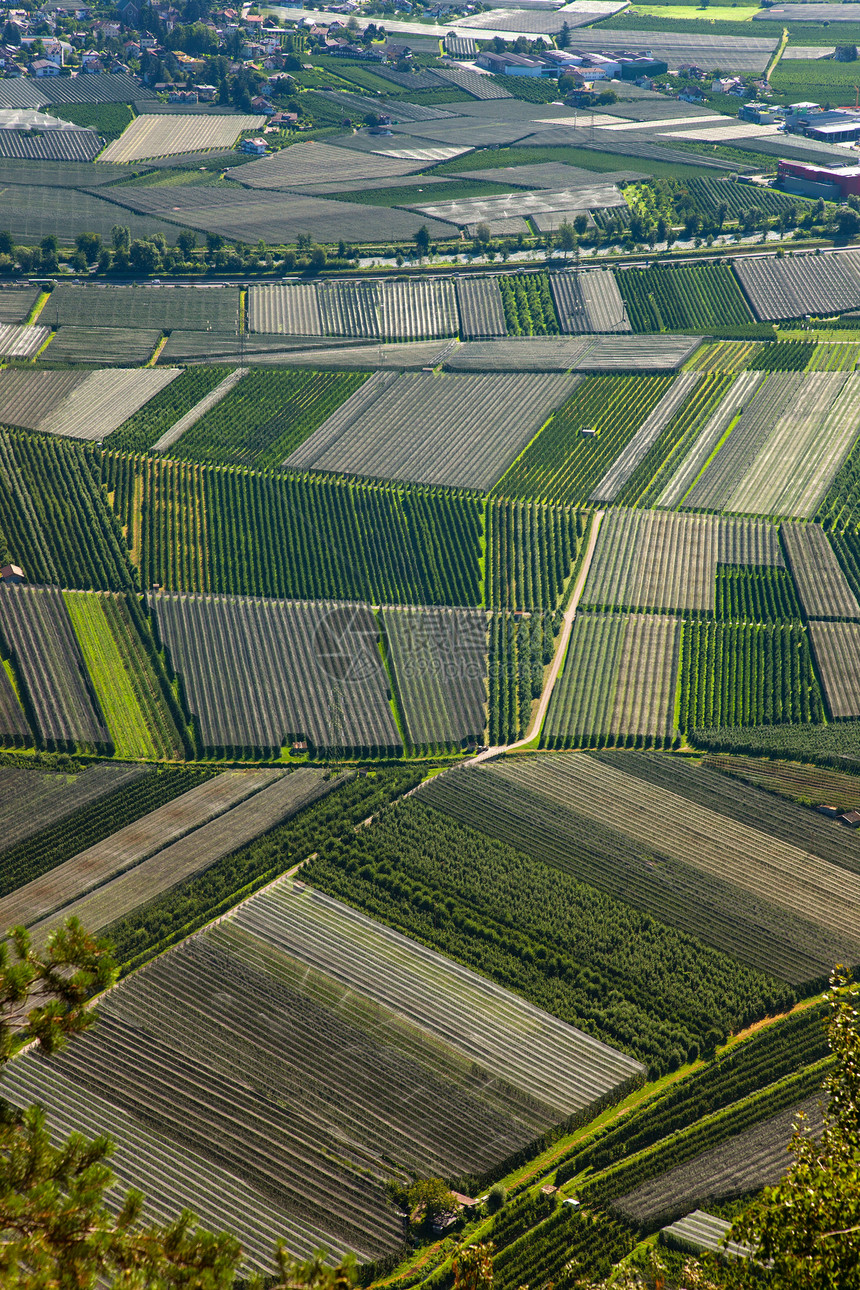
(153, 593), (400, 756)
(1, 882), (643, 1268)
(285, 371), (577, 492)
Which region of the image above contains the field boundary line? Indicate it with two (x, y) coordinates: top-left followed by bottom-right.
(508, 507), (604, 753)
(146, 334), (168, 368)
(32, 330), (55, 361)
(766, 27), (788, 82)
(25, 291), (49, 327)
(153, 366), (247, 452)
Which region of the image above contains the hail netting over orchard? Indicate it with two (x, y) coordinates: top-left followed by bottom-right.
(2, 883), (643, 1270)
(580, 510), (784, 614)
(152, 593), (401, 757)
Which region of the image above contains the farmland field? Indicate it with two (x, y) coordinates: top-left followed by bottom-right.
(382, 606), (487, 749)
(153, 593), (401, 757)
(114, 455), (482, 606)
(38, 368), (182, 442)
(0, 431), (135, 592)
(550, 270), (630, 335)
(248, 284), (322, 336)
(580, 509), (783, 614)
(727, 371), (860, 518)
(305, 791), (793, 1070)
(657, 369), (765, 509)
(0, 661), (30, 747)
(168, 369), (369, 470)
(0, 585), (109, 753)
(543, 612), (680, 749)
(285, 371), (577, 492)
(734, 252), (860, 321)
(44, 328), (162, 366)
(107, 366), (232, 453)
(63, 592), (159, 761)
(498, 274), (559, 337)
(379, 280), (458, 341)
(426, 753), (860, 984)
(0, 761), (149, 863)
(614, 371), (735, 508)
(455, 276), (506, 339)
(49, 284), (240, 332)
(614, 1095), (821, 1227)
(30, 769), (332, 943)
(590, 372), (701, 504)
(494, 373), (673, 506)
(100, 113), (264, 163)
(0, 324), (48, 358)
(714, 563), (801, 621)
(0, 369), (88, 430)
(0, 768), (278, 930)
(0, 285), (40, 323)
(485, 498), (582, 610)
(617, 263), (753, 333)
(678, 621), (822, 730)
(1, 878), (643, 1269)
(781, 522), (860, 620)
(704, 753), (860, 810)
(807, 620), (860, 719)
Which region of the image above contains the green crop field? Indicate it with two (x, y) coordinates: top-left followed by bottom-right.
(107, 366), (231, 453)
(494, 374), (674, 505)
(617, 263), (754, 333)
(498, 274), (559, 337)
(169, 369), (369, 470)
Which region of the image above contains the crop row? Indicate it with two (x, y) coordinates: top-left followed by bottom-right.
(590, 372), (701, 504)
(106, 454), (482, 606)
(0, 430), (135, 592)
(704, 753), (860, 810)
(487, 611), (557, 745)
(168, 368), (368, 471)
(0, 661), (29, 747)
(543, 612), (680, 751)
(153, 593), (400, 758)
(0, 585), (109, 753)
(549, 270), (630, 336)
(485, 499), (582, 611)
(285, 370), (578, 493)
(106, 767), (420, 972)
(464, 754), (860, 984)
(382, 606), (486, 752)
(495, 374), (674, 506)
(307, 792), (788, 1076)
(748, 339), (816, 372)
(685, 370), (806, 513)
(617, 263), (752, 333)
(617, 371), (735, 509)
(493, 1206), (635, 1290)
(658, 370), (764, 509)
(714, 564), (801, 622)
(107, 366), (232, 454)
(807, 620), (860, 720)
(678, 621), (823, 732)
